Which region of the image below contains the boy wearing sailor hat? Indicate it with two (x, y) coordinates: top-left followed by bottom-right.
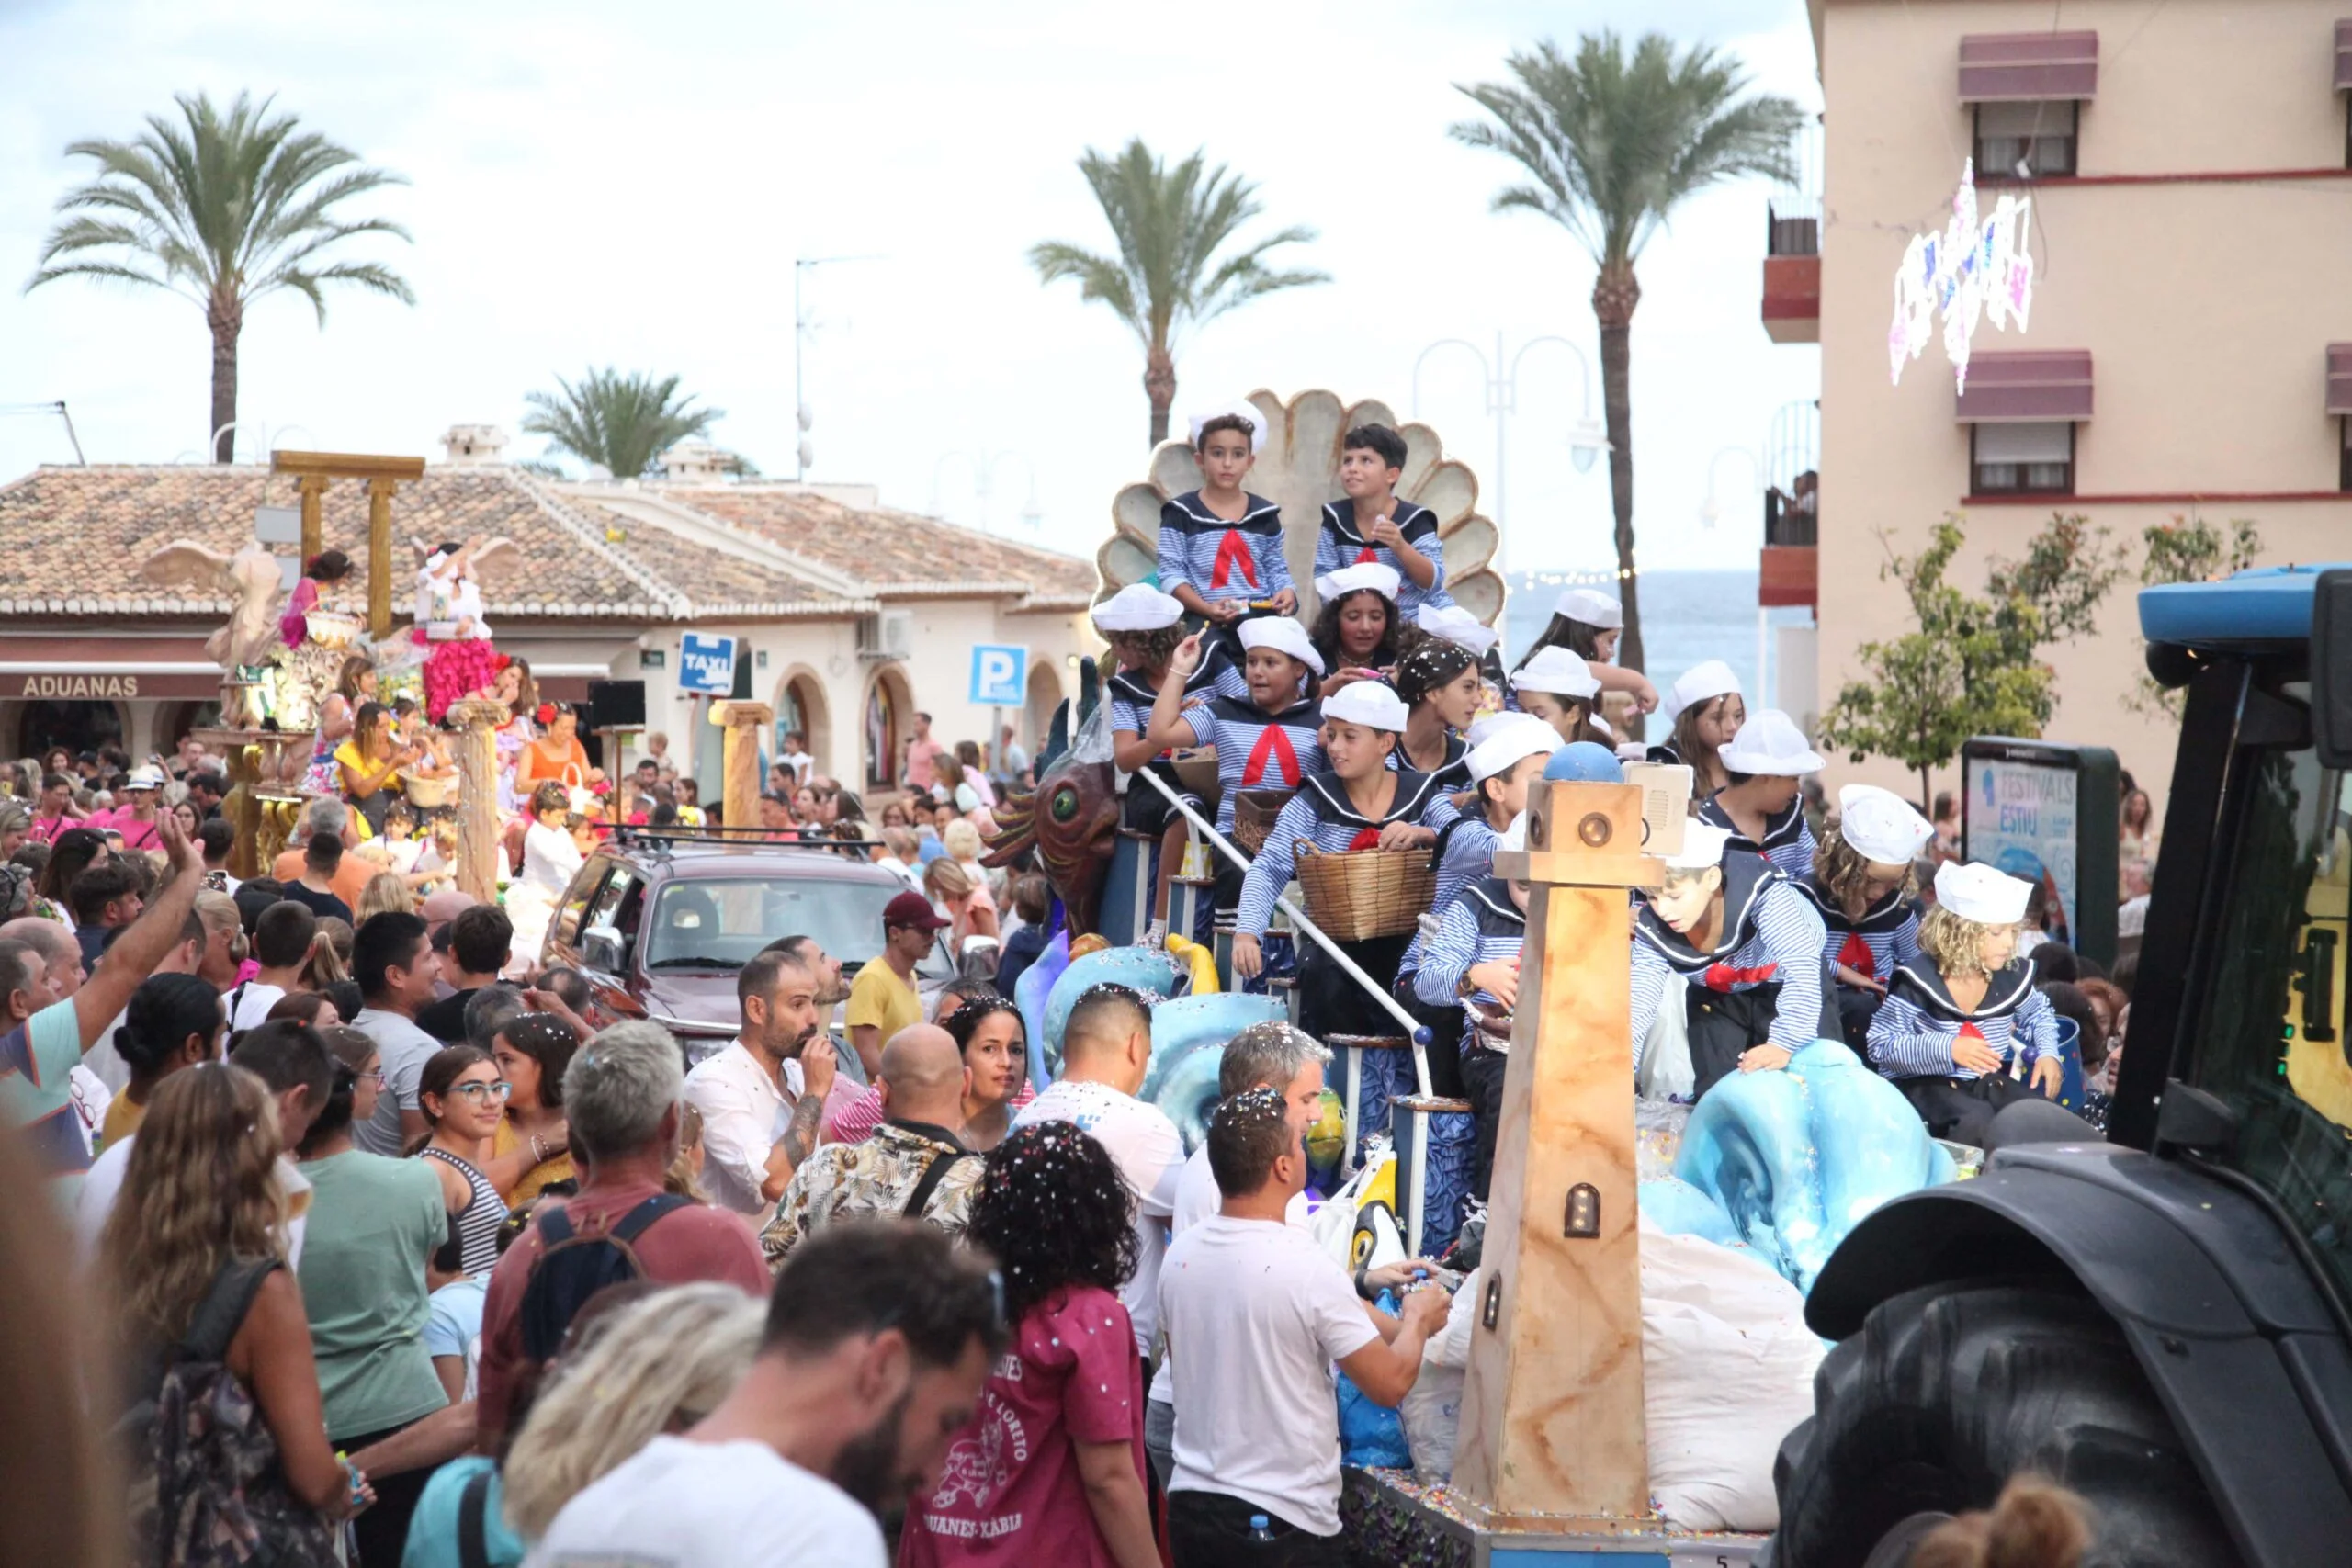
(1789, 784), (1935, 1048)
(1700, 709), (1826, 879)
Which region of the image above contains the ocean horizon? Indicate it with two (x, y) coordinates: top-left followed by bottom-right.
(1501, 569), (1812, 716)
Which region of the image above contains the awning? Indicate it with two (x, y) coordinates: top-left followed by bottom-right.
(1956, 351), (2095, 423)
(2338, 20), (2352, 91)
(1960, 31), (2099, 102)
(2329, 344), (2352, 416)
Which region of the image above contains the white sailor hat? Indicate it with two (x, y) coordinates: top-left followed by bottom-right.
(1510, 647), (1601, 701)
(1466, 716), (1557, 784)
(1553, 587), (1623, 630)
(1416, 604), (1498, 659)
(1499, 811), (1528, 853)
(1718, 709), (1824, 776)
(1663, 821), (1735, 872)
(1313, 562), (1402, 604)
(1838, 784), (1933, 866)
(1091, 583), (1185, 633)
(1321, 680), (1409, 732)
(1186, 400), (1267, 454)
(1238, 615), (1326, 677)
(1663, 660), (1741, 723)
(1934, 861), (2032, 926)
(1464, 711), (1523, 748)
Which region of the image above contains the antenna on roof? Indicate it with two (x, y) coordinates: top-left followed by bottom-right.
(0, 401), (85, 464)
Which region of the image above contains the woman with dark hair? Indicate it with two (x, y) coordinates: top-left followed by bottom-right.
(1509, 586), (1658, 720)
(33, 825), (106, 924)
(103, 1064), (369, 1565)
(484, 1011), (579, 1204)
(412, 1045), (509, 1275)
(1392, 637), (1480, 790)
(945, 994), (1027, 1153)
(99, 972), (224, 1147)
(900, 1120), (1156, 1568)
(515, 702), (590, 795)
(337, 700), (415, 836)
(281, 549), (355, 648)
(266, 988), (342, 1030)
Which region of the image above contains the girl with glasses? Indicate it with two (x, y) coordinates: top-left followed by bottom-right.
(413, 1045), (509, 1276)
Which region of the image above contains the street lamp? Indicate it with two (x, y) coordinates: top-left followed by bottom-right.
(1700, 446), (1764, 527)
(1411, 332), (1608, 581)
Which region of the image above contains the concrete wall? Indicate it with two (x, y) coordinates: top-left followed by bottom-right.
(1816, 0), (2352, 807)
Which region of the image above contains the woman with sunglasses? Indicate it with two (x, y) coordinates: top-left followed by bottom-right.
(413, 1045), (510, 1277)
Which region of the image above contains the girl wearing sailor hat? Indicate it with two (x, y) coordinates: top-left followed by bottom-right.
(1648, 660), (1747, 803)
(1698, 709), (1825, 879)
(1789, 784), (1934, 1049)
(1866, 860), (2084, 1149)
(1510, 586), (1660, 733)
(1508, 647), (1605, 749)
(1629, 821), (1837, 1102)
(1094, 584), (1229, 935)
(1388, 637), (1483, 793)
(1308, 562), (1404, 699)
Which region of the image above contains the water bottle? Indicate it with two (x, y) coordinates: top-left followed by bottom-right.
(1247, 1514), (1277, 1542)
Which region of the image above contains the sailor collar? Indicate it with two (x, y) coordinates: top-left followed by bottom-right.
(1301, 767), (1442, 829)
(1635, 848), (1779, 969)
(1464, 876), (1525, 928)
(1320, 496), (1434, 548)
(1170, 491), (1283, 529)
(1698, 793), (1806, 852)
(1791, 875), (1912, 933)
(1208, 693), (1319, 728)
(1108, 657), (1220, 707)
(1887, 959), (2039, 1021)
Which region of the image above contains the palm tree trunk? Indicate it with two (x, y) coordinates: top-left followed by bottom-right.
(1144, 340), (1176, 446)
(1592, 259), (1643, 734)
(208, 289), (243, 464)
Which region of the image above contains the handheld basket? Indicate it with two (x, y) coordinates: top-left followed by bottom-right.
(398, 771), (458, 810)
(1295, 843), (1437, 942)
(1231, 788), (1295, 855)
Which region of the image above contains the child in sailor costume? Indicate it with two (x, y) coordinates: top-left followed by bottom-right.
(1235, 682), (1442, 1043)
(1144, 616), (1327, 928)
(1509, 587), (1659, 737)
(1868, 860), (2078, 1148)
(1630, 822), (1836, 1101)
(1698, 709), (1822, 880)
(1309, 562), (1405, 701)
(1791, 784), (1932, 1049)
(1156, 404), (1295, 704)
(1387, 638), (1480, 792)
(1412, 811), (1532, 1199)
(1647, 660), (1747, 802)
(1399, 717), (1556, 1100)
(1097, 583), (1226, 937)
(1508, 646), (1604, 748)
(1317, 423), (1453, 617)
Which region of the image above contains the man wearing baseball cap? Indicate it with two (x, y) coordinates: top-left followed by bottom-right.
(844, 890), (948, 1078)
(101, 764), (168, 852)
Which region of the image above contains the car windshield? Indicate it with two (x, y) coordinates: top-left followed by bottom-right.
(2187, 738), (2352, 1304)
(642, 877), (908, 972)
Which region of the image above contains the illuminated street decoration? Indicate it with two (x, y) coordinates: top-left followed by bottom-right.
(1888, 160), (2035, 391)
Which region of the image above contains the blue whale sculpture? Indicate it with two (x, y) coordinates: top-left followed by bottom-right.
(1139, 992), (1289, 1152)
(1038, 947), (1187, 1079)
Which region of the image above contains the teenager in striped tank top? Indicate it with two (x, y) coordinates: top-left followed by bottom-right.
(413, 1045), (510, 1277)
(1790, 784), (1934, 1050)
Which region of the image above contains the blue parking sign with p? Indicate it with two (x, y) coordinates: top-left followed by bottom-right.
(969, 645), (1027, 705)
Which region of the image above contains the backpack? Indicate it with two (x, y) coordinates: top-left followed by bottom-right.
(115, 1258), (341, 1568)
(516, 1193), (692, 1364)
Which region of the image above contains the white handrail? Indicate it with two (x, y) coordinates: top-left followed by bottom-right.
(1132, 765), (1433, 1098)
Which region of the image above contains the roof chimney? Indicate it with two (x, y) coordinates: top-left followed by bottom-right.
(442, 424), (509, 466)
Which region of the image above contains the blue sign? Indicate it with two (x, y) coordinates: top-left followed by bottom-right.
(968, 644), (1028, 706)
(678, 633), (739, 696)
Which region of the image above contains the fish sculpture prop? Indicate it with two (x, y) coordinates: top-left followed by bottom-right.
(1137, 992), (1288, 1152)
(1672, 1040), (1955, 1292)
(1012, 930), (1070, 1093)
(1037, 945), (1187, 1080)
(985, 660), (1119, 937)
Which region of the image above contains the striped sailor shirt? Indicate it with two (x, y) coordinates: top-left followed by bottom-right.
(1387, 731), (1470, 793)
(1400, 795), (1502, 976)
(1630, 852), (1829, 1063)
(1867, 961), (2055, 1081)
(1170, 694), (1327, 835)
(1106, 657), (1229, 746)
(1238, 769), (1445, 937)
(1788, 876), (1923, 990)
(1412, 877), (1525, 1056)
(1698, 794), (1818, 881)
(1316, 498), (1453, 616)
(1158, 491), (1292, 606)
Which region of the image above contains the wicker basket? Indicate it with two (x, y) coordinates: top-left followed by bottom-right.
(1231, 788), (1295, 854)
(399, 771), (458, 809)
(1295, 843), (1438, 942)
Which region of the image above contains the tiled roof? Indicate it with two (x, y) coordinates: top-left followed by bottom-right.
(0, 465), (1091, 622)
(652, 486), (1100, 609)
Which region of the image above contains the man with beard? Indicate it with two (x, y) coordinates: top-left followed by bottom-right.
(533, 1220), (1004, 1567)
(685, 947), (839, 1214)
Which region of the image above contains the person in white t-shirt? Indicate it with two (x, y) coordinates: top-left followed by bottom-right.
(229, 899), (320, 1032)
(1159, 1089), (1448, 1562)
(530, 1220), (1005, 1568)
(1012, 984), (1184, 1358)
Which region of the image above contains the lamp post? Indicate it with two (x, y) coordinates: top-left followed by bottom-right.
(1411, 332), (1608, 582)
(794, 254), (882, 481)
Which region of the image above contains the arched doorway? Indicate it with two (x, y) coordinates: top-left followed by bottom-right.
(156, 700), (223, 753)
(16, 700), (126, 761)
(864, 666), (911, 794)
(771, 669), (829, 784)
(1023, 660), (1065, 768)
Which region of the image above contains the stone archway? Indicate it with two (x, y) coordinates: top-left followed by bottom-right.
(771, 666), (831, 783)
(1022, 660), (1065, 769)
(863, 665), (914, 794)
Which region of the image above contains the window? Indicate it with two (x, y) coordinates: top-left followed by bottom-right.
(642, 876), (910, 973)
(1972, 421), (2075, 494)
(2342, 417), (2351, 492)
(1974, 100), (2077, 177)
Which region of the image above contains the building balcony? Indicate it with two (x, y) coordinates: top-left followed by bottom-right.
(1762, 205), (1820, 344)
(1760, 490), (1817, 608)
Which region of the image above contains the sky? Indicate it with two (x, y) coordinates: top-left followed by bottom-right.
(0, 0), (1823, 577)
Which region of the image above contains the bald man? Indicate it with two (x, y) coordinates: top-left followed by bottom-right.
(760, 1023), (981, 1265)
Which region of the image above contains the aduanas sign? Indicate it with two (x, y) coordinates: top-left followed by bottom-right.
(677, 633), (739, 696)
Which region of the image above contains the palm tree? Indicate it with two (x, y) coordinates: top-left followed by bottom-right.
(29, 91), (413, 464)
(1031, 139), (1328, 446)
(522, 368), (723, 479)
(1452, 34), (1804, 686)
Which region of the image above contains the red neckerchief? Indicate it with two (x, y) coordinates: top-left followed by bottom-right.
(1209, 531), (1261, 592)
(1242, 724), (1301, 788)
(1837, 931), (1875, 979)
(1702, 960), (1780, 991)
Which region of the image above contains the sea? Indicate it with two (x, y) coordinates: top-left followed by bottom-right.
(1500, 569), (1812, 715)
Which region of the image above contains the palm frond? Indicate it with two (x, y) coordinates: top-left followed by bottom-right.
(522, 368), (724, 479)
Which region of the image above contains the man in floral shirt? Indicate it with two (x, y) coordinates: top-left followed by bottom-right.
(762, 1023), (979, 1265)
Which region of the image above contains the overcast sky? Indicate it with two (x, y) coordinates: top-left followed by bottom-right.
(0, 0), (1822, 576)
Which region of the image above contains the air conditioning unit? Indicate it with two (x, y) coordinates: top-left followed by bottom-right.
(856, 611), (916, 661)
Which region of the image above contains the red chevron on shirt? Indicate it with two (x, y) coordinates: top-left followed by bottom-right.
(1353, 546), (1379, 565)
(1702, 960), (1780, 991)
(1837, 931), (1875, 980)
(1242, 725), (1302, 788)
(1346, 828), (1383, 852)
(1958, 1022), (1990, 1043)
(1209, 530), (1260, 591)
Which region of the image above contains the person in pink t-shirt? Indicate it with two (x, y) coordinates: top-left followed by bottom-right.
(903, 711), (949, 794)
(899, 1122), (1159, 1568)
(99, 765), (169, 852)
